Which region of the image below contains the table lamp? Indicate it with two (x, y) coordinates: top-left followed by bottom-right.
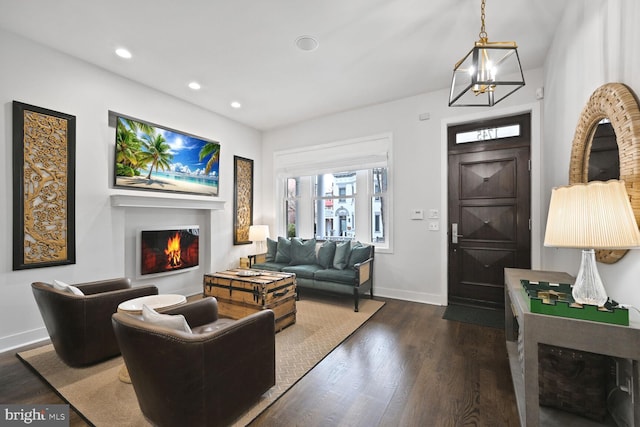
(544, 180), (640, 306)
(249, 225), (270, 254)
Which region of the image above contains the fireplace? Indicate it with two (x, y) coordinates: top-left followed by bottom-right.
(139, 226), (199, 277)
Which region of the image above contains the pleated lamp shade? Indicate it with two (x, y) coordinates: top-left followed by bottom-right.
(544, 180), (640, 249)
(544, 180), (640, 306)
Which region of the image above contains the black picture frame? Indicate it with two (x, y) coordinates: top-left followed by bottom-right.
(233, 156), (254, 245)
(13, 101), (76, 270)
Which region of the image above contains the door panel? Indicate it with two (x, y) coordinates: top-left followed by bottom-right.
(457, 247), (516, 303)
(448, 114), (531, 309)
(460, 159), (517, 199)
(461, 205), (516, 241)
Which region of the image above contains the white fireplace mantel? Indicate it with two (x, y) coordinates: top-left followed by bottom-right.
(110, 193), (226, 210)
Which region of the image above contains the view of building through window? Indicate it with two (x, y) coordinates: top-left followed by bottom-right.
(285, 168), (387, 245)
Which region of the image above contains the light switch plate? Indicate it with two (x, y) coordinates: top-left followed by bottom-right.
(410, 209), (424, 220)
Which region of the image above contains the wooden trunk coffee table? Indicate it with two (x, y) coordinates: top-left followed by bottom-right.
(203, 269), (296, 332)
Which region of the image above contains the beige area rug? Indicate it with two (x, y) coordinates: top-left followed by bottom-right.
(18, 296), (385, 426)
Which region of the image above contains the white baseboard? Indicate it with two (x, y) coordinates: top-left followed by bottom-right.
(374, 286), (446, 306)
(0, 327), (49, 354)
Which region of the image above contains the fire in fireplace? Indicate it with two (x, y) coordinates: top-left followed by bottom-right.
(140, 226), (199, 276)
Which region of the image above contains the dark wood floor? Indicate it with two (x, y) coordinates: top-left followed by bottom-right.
(0, 297), (519, 426)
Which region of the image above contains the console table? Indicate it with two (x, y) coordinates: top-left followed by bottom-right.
(505, 268), (640, 426)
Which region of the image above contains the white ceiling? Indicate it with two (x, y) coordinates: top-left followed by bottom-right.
(0, 0), (570, 130)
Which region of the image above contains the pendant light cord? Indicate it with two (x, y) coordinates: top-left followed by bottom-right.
(479, 0), (488, 41)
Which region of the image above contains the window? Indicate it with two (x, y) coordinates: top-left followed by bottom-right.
(338, 186), (346, 202)
(274, 133), (392, 250)
(371, 167), (387, 243)
(455, 124), (521, 144)
(285, 178), (299, 237)
(285, 168), (388, 246)
(314, 172), (356, 239)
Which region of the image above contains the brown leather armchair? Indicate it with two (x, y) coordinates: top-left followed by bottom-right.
(112, 297), (276, 427)
(31, 278), (158, 367)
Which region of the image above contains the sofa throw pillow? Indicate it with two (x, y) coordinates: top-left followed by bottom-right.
(142, 304), (192, 333)
(333, 241), (351, 270)
(347, 244), (371, 269)
(290, 238), (317, 265)
(317, 240), (336, 268)
(51, 279), (84, 296)
(275, 237), (292, 263)
(265, 237), (278, 262)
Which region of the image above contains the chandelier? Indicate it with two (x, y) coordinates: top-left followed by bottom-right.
(448, 0), (525, 107)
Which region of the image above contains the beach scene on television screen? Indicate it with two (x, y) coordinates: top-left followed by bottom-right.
(115, 117), (220, 196)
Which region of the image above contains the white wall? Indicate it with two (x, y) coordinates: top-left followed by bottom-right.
(0, 30), (262, 351)
(542, 0), (640, 320)
(262, 69), (545, 306)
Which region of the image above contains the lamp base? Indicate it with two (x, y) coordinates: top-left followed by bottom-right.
(572, 249), (608, 306)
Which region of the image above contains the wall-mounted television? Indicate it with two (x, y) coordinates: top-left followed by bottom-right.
(113, 113), (220, 196)
(138, 226), (200, 278)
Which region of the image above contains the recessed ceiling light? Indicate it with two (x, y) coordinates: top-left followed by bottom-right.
(295, 35), (319, 52)
(230, 101), (242, 109)
(188, 82), (201, 90)
(115, 48), (132, 59)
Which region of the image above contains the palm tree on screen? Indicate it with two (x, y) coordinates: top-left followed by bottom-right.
(140, 133), (173, 179)
(121, 117), (154, 136)
(199, 141), (220, 175)
(115, 126), (142, 176)
(115, 118), (157, 177)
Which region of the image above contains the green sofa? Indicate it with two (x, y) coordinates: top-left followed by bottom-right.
(251, 237), (374, 312)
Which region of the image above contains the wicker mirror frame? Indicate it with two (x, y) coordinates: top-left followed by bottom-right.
(569, 82), (640, 263)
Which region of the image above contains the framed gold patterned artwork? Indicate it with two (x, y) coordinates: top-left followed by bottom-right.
(12, 101), (76, 270)
(233, 155), (253, 245)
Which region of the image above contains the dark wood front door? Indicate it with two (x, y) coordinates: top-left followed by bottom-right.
(448, 114), (531, 309)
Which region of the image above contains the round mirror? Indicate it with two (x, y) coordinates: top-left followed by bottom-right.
(569, 83), (640, 263)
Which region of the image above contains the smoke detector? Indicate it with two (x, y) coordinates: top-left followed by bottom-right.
(295, 35), (319, 52)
